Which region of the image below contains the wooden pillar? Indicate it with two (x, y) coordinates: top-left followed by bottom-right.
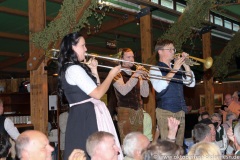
(28, 0), (48, 134)
(202, 32), (214, 114)
(140, 2), (156, 135)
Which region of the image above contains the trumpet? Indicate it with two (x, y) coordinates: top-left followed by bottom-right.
(85, 53), (193, 83)
(133, 64), (149, 80)
(174, 53), (213, 69)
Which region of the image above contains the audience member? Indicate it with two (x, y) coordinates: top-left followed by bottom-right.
(222, 112), (237, 134)
(186, 105), (193, 113)
(223, 94), (240, 122)
(187, 142), (221, 160)
(122, 117), (180, 160)
(199, 112), (209, 122)
(232, 91), (240, 105)
(223, 113), (237, 154)
(86, 131), (120, 160)
(198, 118), (217, 142)
(199, 106), (206, 114)
(59, 111), (69, 155)
(122, 132), (150, 160)
(0, 99), (20, 140)
(165, 117), (180, 142)
(197, 107), (207, 121)
(224, 94), (233, 106)
(211, 113), (228, 153)
(193, 123), (212, 143)
(227, 123), (240, 156)
(142, 140), (184, 160)
(153, 125), (160, 143)
(68, 149), (86, 160)
(0, 134), (11, 160)
(143, 110), (153, 142)
(0, 99), (19, 159)
(15, 130), (54, 160)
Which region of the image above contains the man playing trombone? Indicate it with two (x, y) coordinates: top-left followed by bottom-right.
(149, 39), (195, 146)
(113, 48), (149, 143)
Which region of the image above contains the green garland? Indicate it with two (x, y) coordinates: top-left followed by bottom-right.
(213, 31), (240, 78)
(148, 0), (213, 64)
(149, 0), (238, 79)
(161, 0), (213, 51)
(31, 0), (100, 50)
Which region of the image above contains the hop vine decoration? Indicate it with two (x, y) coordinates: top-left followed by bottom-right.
(160, 0), (213, 51)
(213, 30), (240, 78)
(31, 0), (107, 50)
(149, 0), (238, 78)
(148, 0), (213, 64)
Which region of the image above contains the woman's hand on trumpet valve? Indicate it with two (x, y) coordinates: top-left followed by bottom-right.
(86, 57), (98, 70)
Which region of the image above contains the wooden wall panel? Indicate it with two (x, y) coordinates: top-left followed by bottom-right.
(0, 78), (29, 93)
(184, 81), (240, 110)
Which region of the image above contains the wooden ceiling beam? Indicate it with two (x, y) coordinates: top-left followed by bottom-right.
(0, 32), (29, 41)
(83, 13), (137, 38)
(0, 57), (28, 70)
(0, 51), (27, 57)
(87, 45), (117, 54)
(211, 2), (240, 8)
(0, 6), (54, 21)
(95, 9), (128, 19)
(107, 30), (140, 39)
(47, 0), (63, 4)
(0, 67), (27, 73)
(127, 0), (181, 17)
(219, 10), (240, 21)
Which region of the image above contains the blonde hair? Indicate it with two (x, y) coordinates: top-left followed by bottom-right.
(187, 142), (221, 160)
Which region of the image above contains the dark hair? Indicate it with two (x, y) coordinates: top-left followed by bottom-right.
(201, 112), (209, 119)
(193, 123), (210, 143)
(57, 32), (97, 107)
(221, 105), (228, 111)
(0, 134), (11, 158)
(154, 39), (174, 60)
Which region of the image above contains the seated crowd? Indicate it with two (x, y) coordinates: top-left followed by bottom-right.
(1, 91), (240, 160)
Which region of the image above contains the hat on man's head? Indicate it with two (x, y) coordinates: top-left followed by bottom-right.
(198, 118), (218, 128)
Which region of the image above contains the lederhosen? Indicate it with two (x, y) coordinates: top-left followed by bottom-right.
(114, 71), (143, 143)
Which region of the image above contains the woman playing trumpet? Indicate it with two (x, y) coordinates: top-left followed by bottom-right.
(149, 39), (195, 146)
(113, 48), (149, 143)
(57, 32), (122, 160)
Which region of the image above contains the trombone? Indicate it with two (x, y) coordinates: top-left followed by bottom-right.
(85, 53), (193, 83)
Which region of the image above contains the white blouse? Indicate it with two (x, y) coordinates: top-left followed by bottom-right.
(65, 65), (97, 95)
